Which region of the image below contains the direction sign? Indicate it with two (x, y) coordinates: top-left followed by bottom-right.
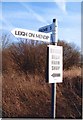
(47, 45), (63, 83)
(11, 28), (50, 42)
(39, 24), (52, 33)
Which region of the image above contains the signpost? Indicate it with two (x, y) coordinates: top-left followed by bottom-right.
(11, 28), (50, 42)
(50, 19), (58, 119)
(11, 18), (63, 119)
(39, 18), (61, 118)
(38, 19), (58, 44)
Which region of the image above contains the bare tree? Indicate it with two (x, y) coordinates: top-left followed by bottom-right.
(1, 34), (10, 49)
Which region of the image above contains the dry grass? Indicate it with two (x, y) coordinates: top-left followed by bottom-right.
(56, 68), (82, 119)
(2, 67), (82, 118)
(2, 41), (82, 118)
(2, 71), (51, 118)
(63, 67), (81, 78)
(0, 74), (2, 107)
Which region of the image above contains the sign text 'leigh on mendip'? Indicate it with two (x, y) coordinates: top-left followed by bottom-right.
(11, 28), (50, 42)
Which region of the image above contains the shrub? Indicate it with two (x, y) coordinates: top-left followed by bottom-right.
(2, 48), (11, 72)
(2, 38), (81, 74)
(9, 41), (47, 75)
(58, 40), (80, 70)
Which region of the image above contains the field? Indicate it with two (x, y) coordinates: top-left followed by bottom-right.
(1, 41), (82, 118)
(2, 67), (82, 118)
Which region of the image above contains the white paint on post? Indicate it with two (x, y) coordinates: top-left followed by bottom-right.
(11, 28), (50, 42)
(39, 19), (59, 118)
(51, 19), (58, 44)
(51, 19), (58, 119)
(54, 83), (56, 118)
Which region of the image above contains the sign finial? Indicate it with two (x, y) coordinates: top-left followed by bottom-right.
(53, 19), (56, 23)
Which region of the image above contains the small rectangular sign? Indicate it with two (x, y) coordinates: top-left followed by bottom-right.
(39, 24), (52, 33)
(11, 28), (50, 42)
(47, 45), (63, 83)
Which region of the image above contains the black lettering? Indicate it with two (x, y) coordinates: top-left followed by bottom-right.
(52, 66), (56, 70)
(46, 35), (49, 39)
(15, 31), (26, 36)
(15, 31), (18, 35)
(36, 34), (42, 39)
(39, 34), (42, 38)
(29, 33), (35, 37)
(42, 35), (49, 40)
(25, 32), (28, 36)
(21, 32), (25, 36)
(36, 34), (39, 38)
(15, 31), (22, 35)
(43, 35), (46, 39)
(51, 61), (60, 65)
(52, 66), (60, 70)
(55, 73), (60, 77)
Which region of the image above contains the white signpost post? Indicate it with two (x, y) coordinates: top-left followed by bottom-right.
(39, 19), (63, 118)
(11, 18), (63, 119)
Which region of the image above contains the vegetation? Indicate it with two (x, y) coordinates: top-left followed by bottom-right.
(2, 39), (81, 74)
(1, 37), (82, 118)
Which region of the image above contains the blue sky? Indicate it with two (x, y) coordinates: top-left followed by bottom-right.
(0, 1), (81, 48)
